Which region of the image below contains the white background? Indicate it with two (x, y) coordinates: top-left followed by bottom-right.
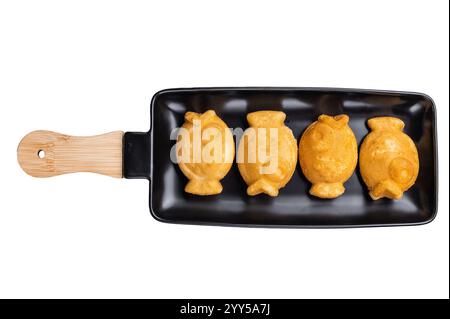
(0, 0), (448, 299)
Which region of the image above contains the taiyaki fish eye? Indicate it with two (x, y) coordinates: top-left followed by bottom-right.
(389, 157), (414, 184)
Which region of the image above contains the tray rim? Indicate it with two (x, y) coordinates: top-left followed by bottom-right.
(146, 87), (438, 228)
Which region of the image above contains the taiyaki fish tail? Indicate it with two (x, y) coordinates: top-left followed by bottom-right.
(369, 180), (403, 200)
(247, 111), (286, 128)
(318, 114), (349, 129)
(310, 182), (345, 199)
(185, 179), (223, 195)
(368, 117), (405, 131)
(247, 179), (279, 197)
(185, 110), (217, 123)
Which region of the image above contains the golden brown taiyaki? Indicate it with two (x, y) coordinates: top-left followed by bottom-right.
(237, 111), (297, 197)
(177, 110), (234, 195)
(299, 114), (358, 198)
(359, 117), (419, 200)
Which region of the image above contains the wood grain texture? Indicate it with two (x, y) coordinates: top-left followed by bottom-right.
(17, 130), (124, 178)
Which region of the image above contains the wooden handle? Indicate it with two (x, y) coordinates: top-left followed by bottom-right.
(17, 130), (124, 178)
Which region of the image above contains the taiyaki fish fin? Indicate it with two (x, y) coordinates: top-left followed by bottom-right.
(310, 182), (345, 199)
(369, 179), (403, 200)
(247, 179), (279, 197)
(368, 117), (405, 132)
(247, 111), (286, 128)
(185, 179), (222, 195)
(318, 114), (349, 129)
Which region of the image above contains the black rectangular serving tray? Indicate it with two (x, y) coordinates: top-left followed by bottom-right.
(124, 88), (438, 228)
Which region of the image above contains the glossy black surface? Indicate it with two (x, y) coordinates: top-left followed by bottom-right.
(123, 131), (150, 179)
(123, 88), (437, 227)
